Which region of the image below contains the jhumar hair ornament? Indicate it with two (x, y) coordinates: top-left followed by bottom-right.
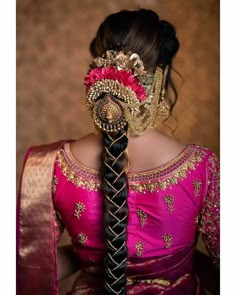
(156, 88), (170, 120)
(84, 50), (168, 135)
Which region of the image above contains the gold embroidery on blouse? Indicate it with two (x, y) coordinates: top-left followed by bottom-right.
(78, 233), (88, 246)
(57, 150), (101, 191)
(52, 175), (58, 194)
(57, 144), (206, 193)
(162, 234), (173, 248)
(137, 209), (147, 227)
(193, 179), (202, 197)
(129, 149), (205, 193)
(74, 202), (86, 219)
(135, 241), (144, 256)
(199, 154), (220, 264)
(164, 195), (175, 214)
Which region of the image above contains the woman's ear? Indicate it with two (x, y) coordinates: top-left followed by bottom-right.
(162, 65), (169, 89)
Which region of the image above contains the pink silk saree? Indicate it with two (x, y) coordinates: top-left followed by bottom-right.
(17, 140), (220, 295)
(17, 140), (66, 295)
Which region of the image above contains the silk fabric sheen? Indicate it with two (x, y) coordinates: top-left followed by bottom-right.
(17, 141), (66, 295)
(17, 141), (219, 295)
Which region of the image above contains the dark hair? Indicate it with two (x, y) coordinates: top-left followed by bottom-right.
(90, 9), (180, 294)
(102, 127), (128, 294)
(90, 9), (179, 101)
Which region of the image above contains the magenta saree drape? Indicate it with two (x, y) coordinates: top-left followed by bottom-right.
(16, 140), (219, 295)
(67, 246), (202, 294)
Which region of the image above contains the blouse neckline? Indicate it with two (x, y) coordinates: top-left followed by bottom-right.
(57, 142), (205, 192)
(63, 142), (193, 177)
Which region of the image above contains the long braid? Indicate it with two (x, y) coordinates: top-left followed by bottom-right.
(102, 125), (129, 295)
(86, 10), (180, 294)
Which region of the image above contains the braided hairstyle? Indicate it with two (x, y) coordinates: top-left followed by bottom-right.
(89, 9), (180, 294)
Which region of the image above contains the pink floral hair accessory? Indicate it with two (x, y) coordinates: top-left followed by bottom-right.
(85, 50), (164, 135)
(84, 66), (147, 101)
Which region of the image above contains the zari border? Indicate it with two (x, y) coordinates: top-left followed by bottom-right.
(129, 148), (206, 193)
(16, 140), (66, 295)
(58, 143), (206, 193)
(57, 148), (101, 191)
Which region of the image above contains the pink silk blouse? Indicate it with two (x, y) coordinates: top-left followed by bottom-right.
(52, 142), (220, 294)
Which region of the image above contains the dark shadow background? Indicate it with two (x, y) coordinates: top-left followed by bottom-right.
(16, 0), (219, 294)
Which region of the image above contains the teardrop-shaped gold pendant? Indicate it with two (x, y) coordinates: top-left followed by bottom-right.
(93, 95), (127, 132)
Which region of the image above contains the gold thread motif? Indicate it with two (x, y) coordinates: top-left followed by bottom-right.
(57, 149), (100, 191)
(129, 148), (205, 193)
(74, 202), (86, 220)
(52, 175), (58, 194)
(78, 233), (88, 246)
(135, 241), (144, 256)
(192, 179), (202, 197)
(137, 209), (147, 227)
(57, 144), (207, 193)
(164, 195), (175, 214)
(199, 153), (220, 264)
(86, 50), (165, 136)
(162, 234), (173, 248)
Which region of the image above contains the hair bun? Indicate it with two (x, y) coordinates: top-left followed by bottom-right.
(157, 20), (179, 65)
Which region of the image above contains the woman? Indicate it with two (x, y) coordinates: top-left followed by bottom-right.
(17, 9), (220, 295)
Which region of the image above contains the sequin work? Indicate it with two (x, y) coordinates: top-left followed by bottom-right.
(19, 138), (220, 294)
(74, 202), (86, 220)
(137, 209), (147, 227)
(199, 154), (220, 264)
(57, 146), (101, 191)
(193, 179), (202, 197)
(135, 241), (144, 256)
(129, 147), (205, 193)
(164, 195), (175, 214)
(78, 233), (88, 246)
(57, 144), (207, 194)
(162, 234), (173, 248)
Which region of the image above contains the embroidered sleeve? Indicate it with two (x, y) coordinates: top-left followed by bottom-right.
(199, 153), (220, 265)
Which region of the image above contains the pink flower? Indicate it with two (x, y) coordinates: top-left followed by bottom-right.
(84, 66), (147, 101)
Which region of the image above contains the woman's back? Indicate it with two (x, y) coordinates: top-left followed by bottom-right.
(17, 8), (219, 295)
(70, 129), (186, 173)
(52, 133), (219, 294)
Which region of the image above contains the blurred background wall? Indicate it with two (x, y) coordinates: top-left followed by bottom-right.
(17, 0), (219, 294)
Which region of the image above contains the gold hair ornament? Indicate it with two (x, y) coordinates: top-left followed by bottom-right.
(156, 88), (170, 120)
(85, 50), (169, 135)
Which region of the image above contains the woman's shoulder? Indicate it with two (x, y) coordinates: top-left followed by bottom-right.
(69, 133), (103, 170)
(188, 143), (219, 164)
(134, 130), (219, 173)
(191, 144), (220, 175)
(23, 140), (68, 161)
